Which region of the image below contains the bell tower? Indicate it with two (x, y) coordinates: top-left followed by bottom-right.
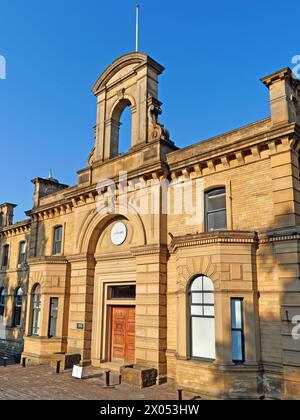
(90, 52), (174, 163)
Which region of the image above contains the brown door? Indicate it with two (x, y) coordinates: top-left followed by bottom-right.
(111, 306), (135, 363)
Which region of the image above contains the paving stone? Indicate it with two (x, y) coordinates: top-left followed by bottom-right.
(0, 365), (201, 401)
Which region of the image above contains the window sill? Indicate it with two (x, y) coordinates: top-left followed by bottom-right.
(177, 355), (216, 364)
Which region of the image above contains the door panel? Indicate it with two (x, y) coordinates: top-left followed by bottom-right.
(111, 306), (136, 363)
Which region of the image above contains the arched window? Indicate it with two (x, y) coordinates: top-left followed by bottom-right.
(14, 288), (23, 327)
(0, 288), (6, 317)
(205, 188), (227, 231)
(31, 285), (41, 336)
(119, 105), (132, 155)
(189, 275), (216, 360)
(110, 99), (132, 158)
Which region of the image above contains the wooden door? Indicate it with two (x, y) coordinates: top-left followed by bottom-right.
(111, 306), (135, 363)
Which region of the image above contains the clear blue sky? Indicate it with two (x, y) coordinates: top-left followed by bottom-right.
(1, 0), (299, 221)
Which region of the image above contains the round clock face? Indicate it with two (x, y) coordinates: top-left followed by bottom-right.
(111, 222), (127, 246)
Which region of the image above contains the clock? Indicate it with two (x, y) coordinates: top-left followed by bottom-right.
(111, 222), (127, 246)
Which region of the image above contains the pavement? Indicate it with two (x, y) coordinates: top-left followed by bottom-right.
(0, 364), (201, 401)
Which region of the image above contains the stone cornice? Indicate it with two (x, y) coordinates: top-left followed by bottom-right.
(260, 227), (300, 244)
(95, 250), (134, 262)
(66, 253), (96, 264)
(261, 67), (300, 91)
(26, 160), (172, 219)
(169, 231), (258, 253)
(26, 200), (74, 220)
(130, 244), (168, 257)
(27, 256), (68, 266)
(167, 122), (298, 178)
(0, 219), (31, 237)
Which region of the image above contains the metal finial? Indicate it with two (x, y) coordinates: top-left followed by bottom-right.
(136, 3), (140, 52)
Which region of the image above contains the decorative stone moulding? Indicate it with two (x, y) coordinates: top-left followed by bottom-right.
(169, 231), (259, 253)
(0, 220), (31, 238)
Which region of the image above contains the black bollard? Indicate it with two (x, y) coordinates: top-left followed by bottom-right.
(22, 357), (26, 368)
(105, 370), (111, 388)
(119, 375), (122, 385)
(56, 361), (61, 374)
(178, 389), (183, 401)
(3, 357), (8, 368)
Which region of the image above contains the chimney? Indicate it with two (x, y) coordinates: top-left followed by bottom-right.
(261, 67), (300, 126)
(31, 177), (68, 208)
(0, 203), (17, 228)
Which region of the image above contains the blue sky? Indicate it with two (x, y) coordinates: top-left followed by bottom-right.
(0, 0), (299, 221)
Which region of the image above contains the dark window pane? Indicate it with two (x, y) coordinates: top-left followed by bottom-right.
(2, 245), (9, 268)
(14, 288), (23, 326)
(207, 210), (227, 231)
(231, 298), (245, 363)
(232, 330), (244, 362)
(108, 285), (136, 300)
(205, 188), (227, 232)
(0, 289), (6, 317)
(48, 298), (58, 338)
(207, 191), (226, 212)
(53, 227), (63, 255)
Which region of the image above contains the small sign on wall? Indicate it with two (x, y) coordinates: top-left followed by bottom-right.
(76, 323), (84, 330)
(72, 365), (83, 379)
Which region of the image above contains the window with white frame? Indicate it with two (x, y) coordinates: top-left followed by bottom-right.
(189, 275), (216, 360)
(31, 284), (41, 336)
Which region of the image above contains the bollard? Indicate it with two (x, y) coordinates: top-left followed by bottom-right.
(56, 361), (61, 374)
(22, 357), (26, 368)
(105, 370), (111, 388)
(178, 389), (183, 401)
(119, 375), (122, 385)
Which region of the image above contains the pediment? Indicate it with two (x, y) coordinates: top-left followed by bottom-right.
(92, 52), (164, 94)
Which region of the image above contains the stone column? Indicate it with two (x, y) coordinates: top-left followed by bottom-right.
(67, 254), (95, 365)
(132, 245), (168, 384)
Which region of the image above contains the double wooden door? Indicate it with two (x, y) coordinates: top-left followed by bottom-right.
(111, 306), (135, 363)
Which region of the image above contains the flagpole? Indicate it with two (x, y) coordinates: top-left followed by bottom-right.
(136, 3), (139, 52)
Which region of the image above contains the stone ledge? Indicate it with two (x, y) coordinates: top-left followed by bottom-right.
(170, 231), (258, 252)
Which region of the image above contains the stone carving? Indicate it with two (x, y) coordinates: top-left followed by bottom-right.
(88, 146), (95, 166)
(148, 95), (170, 142)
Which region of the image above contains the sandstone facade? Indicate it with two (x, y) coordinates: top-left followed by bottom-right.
(1, 53), (300, 399)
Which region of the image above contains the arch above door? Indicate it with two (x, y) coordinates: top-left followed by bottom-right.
(76, 206), (147, 255)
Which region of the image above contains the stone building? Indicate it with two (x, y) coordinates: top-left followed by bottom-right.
(1, 52), (300, 399)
